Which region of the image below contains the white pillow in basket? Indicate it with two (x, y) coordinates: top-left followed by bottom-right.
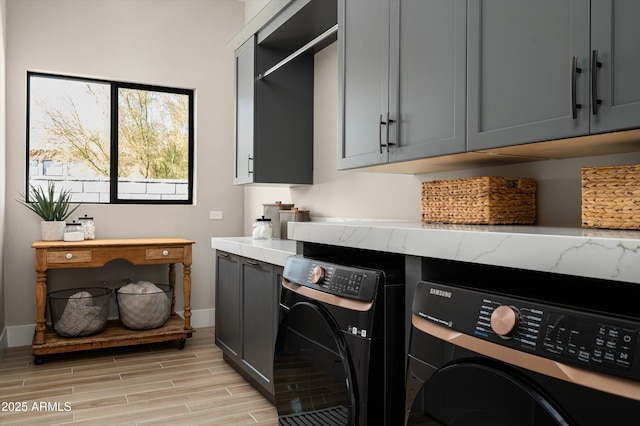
(118, 281), (170, 329)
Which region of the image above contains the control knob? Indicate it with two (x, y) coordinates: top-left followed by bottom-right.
(310, 266), (326, 284)
(490, 305), (520, 338)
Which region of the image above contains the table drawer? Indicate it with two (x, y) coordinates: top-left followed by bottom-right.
(47, 250), (93, 264)
(146, 247), (184, 260)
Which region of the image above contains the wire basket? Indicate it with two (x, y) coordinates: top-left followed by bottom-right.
(48, 288), (112, 337)
(116, 282), (172, 330)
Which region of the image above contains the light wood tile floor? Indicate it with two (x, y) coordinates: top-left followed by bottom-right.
(0, 327), (278, 425)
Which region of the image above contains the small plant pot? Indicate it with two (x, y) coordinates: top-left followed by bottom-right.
(41, 221), (66, 241)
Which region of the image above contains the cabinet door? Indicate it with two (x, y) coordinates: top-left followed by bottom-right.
(590, 0), (640, 134)
(215, 252), (241, 356)
(234, 36), (255, 185)
(338, 0), (391, 169)
(241, 258), (275, 390)
(388, 0), (466, 162)
(467, 0), (590, 151)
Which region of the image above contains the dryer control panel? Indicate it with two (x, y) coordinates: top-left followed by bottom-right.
(283, 256), (380, 302)
(413, 281), (640, 381)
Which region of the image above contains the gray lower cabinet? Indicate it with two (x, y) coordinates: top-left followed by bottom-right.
(468, 0), (640, 151)
(215, 251), (281, 400)
(215, 251), (241, 356)
(338, 0), (466, 170)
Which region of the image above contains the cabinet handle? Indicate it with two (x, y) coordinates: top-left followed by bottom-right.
(379, 113), (396, 153)
(248, 154), (254, 175)
(162, 250), (169, 256)
(219, 253), (230, 258)
(66, 253), (73, 260)
(571, 56), (582, 119)
(379, 114), (385, 154)
(246, 260), (259, 266)
(591, 49), (602, 115)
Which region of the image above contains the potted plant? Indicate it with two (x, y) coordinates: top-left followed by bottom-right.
(18, 182), (80, 241)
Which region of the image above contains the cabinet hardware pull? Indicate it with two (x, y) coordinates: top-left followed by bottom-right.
(219, 253), (230, 258)
(248, 154), (253, 175)
(247, 260), (259, 266)
(66, 253), (73, 260)
(379, 114), (385, 154)
(591, 49), (602, 115)
(379, 113), (396, 153)
(571, 56), (582, 119)
(162, 250), (169, 256)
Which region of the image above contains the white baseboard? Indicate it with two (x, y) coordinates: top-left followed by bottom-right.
(0, 327), (8, 359)
(6, 308), (215, 348)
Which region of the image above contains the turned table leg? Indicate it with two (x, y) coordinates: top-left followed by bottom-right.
(34, 270), (47, 345)
(183, 244), (192, 331)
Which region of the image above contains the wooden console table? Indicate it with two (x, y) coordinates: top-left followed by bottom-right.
(31, 238), (195, 364)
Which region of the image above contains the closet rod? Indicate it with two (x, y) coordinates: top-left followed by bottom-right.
(258, 24), (338, 79)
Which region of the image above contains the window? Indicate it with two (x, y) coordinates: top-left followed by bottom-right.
(27, 72), (194, 204)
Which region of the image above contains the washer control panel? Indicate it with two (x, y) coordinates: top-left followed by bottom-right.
(413, 281), (640, 381)
(283, 256), (380, 302)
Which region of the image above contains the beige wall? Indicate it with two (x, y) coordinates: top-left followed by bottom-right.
(244, 41), (640, 232)
(4, 0), (245, 331)
(1, 0), (7, 344)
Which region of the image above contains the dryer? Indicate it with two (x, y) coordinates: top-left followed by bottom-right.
(406, 259), (640, 426)
(274, 248), (405, 425)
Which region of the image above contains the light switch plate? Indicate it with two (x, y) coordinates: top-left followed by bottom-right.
(209, 211), (223, 220)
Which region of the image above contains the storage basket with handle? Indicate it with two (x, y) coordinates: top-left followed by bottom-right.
(421, 176), (536, 225)
(116, 281), (173, 330)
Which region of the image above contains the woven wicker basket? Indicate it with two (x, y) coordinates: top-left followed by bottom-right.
(582, 164), (640, 230)
(421, 176), (536, 224)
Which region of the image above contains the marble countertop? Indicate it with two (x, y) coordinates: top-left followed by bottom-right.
(287, 221), (640, 284)
(211, 237), (296, 267)
(212, 221), (640, 283)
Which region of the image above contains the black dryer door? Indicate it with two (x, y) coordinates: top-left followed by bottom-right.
(407, 361), (572, 426)
(274, 301), (357, 425)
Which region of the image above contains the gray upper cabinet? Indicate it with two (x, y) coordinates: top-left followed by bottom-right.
(233, 0), (338, 185)
(338, 0), (466, 170)
(467, 0), (590, 151)
(233, 35), (314, 185)
(590, 0), (640, 134)
(234, 37), (255, 185)
(389, 0), (467, 162)
(338, 0), (390, 169)
(468, 0), (640, 151)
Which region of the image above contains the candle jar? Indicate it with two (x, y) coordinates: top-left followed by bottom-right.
(78, 214), (95, 240)
(63, 221), (84, 242)
(252, 216), (273, 240)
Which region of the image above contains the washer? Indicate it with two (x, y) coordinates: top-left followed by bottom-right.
(274, 251), (405, 425)
(406, 259), (640, 426)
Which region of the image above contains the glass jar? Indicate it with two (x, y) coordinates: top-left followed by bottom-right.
(63, 221), (84, 242)
(252, 216), (273, 240)
(78, 214), (95, 240)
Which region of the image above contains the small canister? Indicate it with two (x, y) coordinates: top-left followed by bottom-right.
(263, 202), (294, 239)
(279, 208), (310, 239)
(78, 214), (95, 240)
(252, 216), (273, 240)
(63, 221), (84, 242)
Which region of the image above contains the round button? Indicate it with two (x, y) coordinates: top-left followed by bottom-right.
(310, 266), (325, 284)
(162, 250), (169, 256)
(491, 305), (520, 338)
(65, 253), (73, 259)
